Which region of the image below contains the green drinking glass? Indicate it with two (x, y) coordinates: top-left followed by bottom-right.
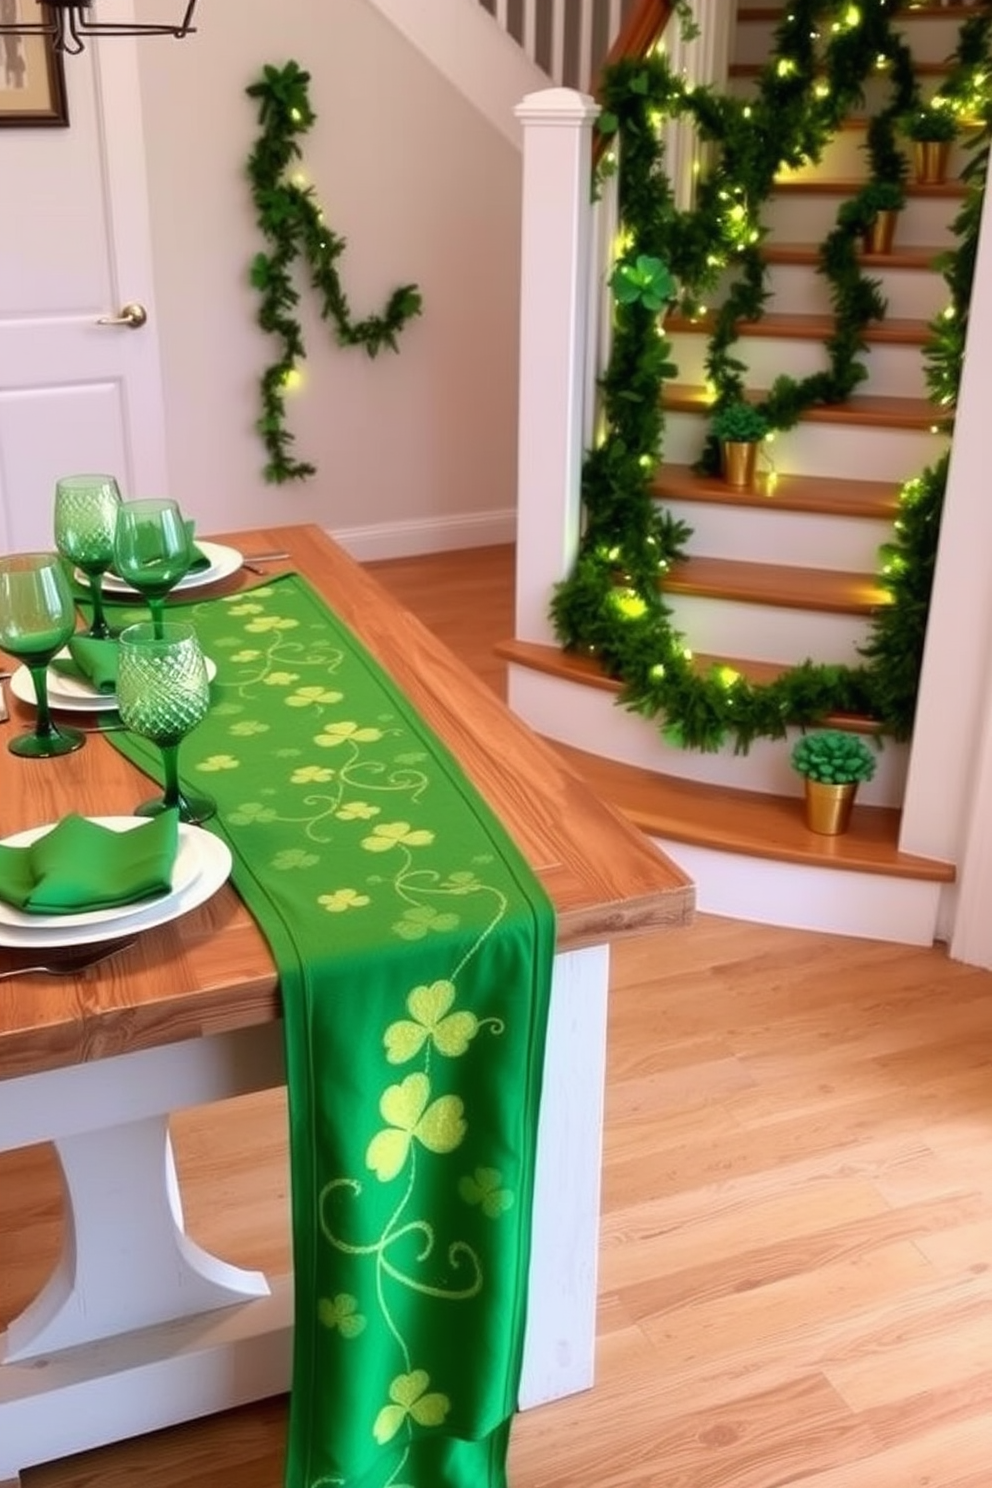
(53, 473), (122, 639)
(116, 621), (215, 824)
(112, 498), (192, 639)
(0, 553), (85, 758)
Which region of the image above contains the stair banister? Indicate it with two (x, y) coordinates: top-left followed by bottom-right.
(513, 0), (735, 650)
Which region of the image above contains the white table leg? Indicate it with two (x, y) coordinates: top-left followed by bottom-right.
(3, 1118), (268, 1362)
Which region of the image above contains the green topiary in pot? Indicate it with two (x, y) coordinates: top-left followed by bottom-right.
(711, 400), (770, 444)
(790, 729), (878, 785)
(902, 102), (958, 143)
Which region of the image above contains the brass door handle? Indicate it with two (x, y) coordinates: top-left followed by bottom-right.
(96, 302), (148, 329)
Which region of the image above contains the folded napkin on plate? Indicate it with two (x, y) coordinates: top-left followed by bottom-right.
(184, 520), (211, 572)
(0, 810), (179, 915)
(50, 635), (119, 694)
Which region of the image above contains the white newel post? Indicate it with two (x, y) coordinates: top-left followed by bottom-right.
(514, 88), (600, 646)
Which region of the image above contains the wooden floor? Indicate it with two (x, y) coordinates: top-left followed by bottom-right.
(3, 546), (991, 1488)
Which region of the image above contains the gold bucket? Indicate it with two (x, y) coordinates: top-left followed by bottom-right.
(865, 209), (897, 255)
(720, 440), (758, 489)
(804, 780), (858, 836)
(913, 140), (951, 186)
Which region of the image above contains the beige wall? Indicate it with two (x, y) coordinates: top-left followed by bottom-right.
(137, 0), (530, 554)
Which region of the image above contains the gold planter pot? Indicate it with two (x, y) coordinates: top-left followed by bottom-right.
(912, 139), (951, 186)
(720, 439), (758, 489)
(864, 208), (897, 255)
(803, 779), (858, 836)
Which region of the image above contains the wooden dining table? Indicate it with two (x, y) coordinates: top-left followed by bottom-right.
(0, 524), (693, 1486)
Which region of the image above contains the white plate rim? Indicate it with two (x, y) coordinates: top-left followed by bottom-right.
(0, 818), (232, 947)
(77, 541), (242, 596)
(10, 653), (218, 713)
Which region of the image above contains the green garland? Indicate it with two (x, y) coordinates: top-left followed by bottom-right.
(245, 61), (423, 484)
(552, 1), (992, 753)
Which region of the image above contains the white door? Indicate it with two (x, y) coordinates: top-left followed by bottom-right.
(0, 28), (168, 553)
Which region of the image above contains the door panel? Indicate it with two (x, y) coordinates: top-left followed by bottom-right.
(0, 25), (167, 552)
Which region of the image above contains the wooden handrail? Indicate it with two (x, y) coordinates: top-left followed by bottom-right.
(592, 0), (673, 162)
(600, 0), (673, 85)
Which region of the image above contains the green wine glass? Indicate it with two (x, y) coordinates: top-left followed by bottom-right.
(53, 473), (122, 639)
(112, 498), (192, 639)
(0, 553), (85, 758)
(116, 621), (215, 824)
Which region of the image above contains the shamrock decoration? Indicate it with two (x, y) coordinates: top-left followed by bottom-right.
(609, 254), (675, 312)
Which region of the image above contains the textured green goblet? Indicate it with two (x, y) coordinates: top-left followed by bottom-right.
(116, 621), (215, 823)
(53, 474), (122, 639)
(0, 553), (85, 758)
(113, 498), (192, 639)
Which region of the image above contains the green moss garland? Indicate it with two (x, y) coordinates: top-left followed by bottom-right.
(552, 1), (992, 754)
(245, 61), (423, 484)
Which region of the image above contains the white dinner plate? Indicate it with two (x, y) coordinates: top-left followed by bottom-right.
(10, 653), (218, 713)
(0, 817), (233, 948)
(77, 541), (243, 596)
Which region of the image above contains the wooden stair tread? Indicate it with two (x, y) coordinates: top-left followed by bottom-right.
(666, 555), (888, 613)
(652, 464), (901, 519)
(546, 739), (955, 883)
(763, 242), (944, 270)
(498, 636), (880, 730)
(732, 59), (954, 79)
(664, 382), (947, 430)
(772, 176), (966, 198)
(666, 310), (930, 345)
(738, 3), (977, 18)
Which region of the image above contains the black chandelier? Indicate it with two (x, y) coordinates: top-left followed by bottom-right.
(0, 1), (198, 55)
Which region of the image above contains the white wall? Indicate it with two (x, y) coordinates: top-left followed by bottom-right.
(135, 0), (537, 555)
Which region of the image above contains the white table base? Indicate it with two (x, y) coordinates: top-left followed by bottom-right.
(0, 945), (609, 1483)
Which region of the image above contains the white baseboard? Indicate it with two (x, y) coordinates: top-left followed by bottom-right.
(331, 509), (516, 563)
(654, 836), (942, 946)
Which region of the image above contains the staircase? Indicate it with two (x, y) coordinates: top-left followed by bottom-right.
(502, 2), (980, 944)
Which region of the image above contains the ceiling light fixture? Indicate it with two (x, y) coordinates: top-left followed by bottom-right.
(0, 1), (198, 56)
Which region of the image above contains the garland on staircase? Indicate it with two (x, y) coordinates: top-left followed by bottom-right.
(245, 61), (423, 484)
(552, 1), (992, 752)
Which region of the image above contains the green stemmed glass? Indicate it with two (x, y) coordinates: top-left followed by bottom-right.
(116, 621), (215, 824)
(53, 473), (122, 639)
(0, 553), (85, 758)
(112, 498), (192, 639)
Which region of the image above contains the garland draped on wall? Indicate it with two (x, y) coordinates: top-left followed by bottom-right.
(552, 1), (992, 753)
(246, 61), (423, 484)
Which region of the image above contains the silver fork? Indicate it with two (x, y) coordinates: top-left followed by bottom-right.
(0, 937), (137, 980)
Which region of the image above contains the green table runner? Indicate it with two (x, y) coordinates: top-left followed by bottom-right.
(108, 574), (555, 1488)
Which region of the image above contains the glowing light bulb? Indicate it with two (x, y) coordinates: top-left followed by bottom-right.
(282, 368), (303, 391)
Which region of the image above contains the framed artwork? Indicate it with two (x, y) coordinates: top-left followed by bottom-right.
(0, 2), (68, 127)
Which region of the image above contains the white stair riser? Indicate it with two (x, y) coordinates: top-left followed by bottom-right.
(765, 191), (958, 246)
(662, 410), (947, 482)
(652, 837), (942, 946)
(507, 665), (908, 805)
(668, 333), (930, 400)
(775, 132), (972, 185)
(759, 262), (947, 321)
(728, 73), (974, 120)
(661, 498), (893, 573)
(733, 14), (973, 70)
(665, 592), (872, 667)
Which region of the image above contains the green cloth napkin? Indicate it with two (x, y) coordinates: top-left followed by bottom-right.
(184, 520), (211, 572)
(50, 635), (119, 693)
(0, 810), (179, 915)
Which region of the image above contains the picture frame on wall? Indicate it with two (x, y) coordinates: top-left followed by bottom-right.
(0, 2), (68, 127)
